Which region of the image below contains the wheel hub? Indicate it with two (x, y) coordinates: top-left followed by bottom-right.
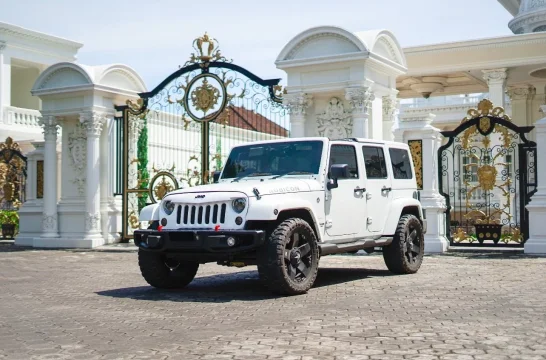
(290, 249), (301, 266)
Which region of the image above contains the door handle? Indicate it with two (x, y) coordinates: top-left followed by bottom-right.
(354, 187), (366, 193)
(382, 186), (392, 192)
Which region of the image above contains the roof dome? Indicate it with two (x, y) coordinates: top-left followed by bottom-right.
(509, 0), (546, 33)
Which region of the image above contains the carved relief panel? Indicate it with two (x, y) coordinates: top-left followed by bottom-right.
(316, 97), (353, 139)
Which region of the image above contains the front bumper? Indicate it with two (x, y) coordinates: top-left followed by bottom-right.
(133, 228), (266, 253)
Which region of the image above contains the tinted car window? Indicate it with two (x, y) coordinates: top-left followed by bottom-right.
(329, 145), (359, 179)
(362, 146), (388, 179)
(389, 148), (413, 179)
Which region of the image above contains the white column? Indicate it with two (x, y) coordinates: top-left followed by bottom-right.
(38, 116), (60, 238)
(382, 95), (399, 141)
(396, 113), (449, 253)
(525, 105), (546, 254)
(284, 92), (313, 138)
(80, 111), (106, 240)
(482, 68), (508, 108)
(370, 96), (383, 140)
(345, 87), (374, 138)
(507, 85), (535, 128)
(0, 41), (11, 123)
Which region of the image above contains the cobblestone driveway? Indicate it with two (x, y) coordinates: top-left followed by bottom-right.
(0, 245), (545, 360)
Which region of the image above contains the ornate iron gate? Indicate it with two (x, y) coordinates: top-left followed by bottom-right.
(0, 137), (27, 210)
(438, 99), (537, 247)
(114, 33), (289, 240)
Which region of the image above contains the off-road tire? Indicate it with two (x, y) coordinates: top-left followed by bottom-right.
(138, 250), (199, 289)
(257, 218), (320, 295)
(382, 214), (424, 274)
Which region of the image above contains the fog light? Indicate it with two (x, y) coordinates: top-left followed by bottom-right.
(235, 216), (243, 225)
(161, 218), (168, 226)
(227, 237), (236, 247)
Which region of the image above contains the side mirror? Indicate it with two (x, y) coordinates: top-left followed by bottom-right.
(212, 171), (221, 183)
(327, 164), (349, 190)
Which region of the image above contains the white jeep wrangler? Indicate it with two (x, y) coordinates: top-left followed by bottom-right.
(134, 137), (427, 295)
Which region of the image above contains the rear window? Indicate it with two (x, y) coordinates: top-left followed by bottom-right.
(389, 148), (413, 180)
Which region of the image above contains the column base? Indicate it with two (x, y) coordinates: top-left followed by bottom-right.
(421, 193), (449, 254)
(424, 234), (450, 253)
(524, 198), (546, 254)
(33, 236), (106, 249)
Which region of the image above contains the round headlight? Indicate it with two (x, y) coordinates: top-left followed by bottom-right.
(162, 200), (175, 215)
(231, 198), (246, 213)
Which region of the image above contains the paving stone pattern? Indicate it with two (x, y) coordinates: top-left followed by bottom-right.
(0, 245), (545, 359)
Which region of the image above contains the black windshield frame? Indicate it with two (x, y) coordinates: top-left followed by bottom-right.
(220, 140), (324, 179)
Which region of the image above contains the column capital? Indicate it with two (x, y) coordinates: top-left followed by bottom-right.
(80, 111), (107, 137)
(382, 95), (400, 121)
(345, 86), (375, 114)
(507, 85), (536, 101)
(283, 92), (313, 117)
(482, 68), (508, 86)
(38, 116), (60, 140)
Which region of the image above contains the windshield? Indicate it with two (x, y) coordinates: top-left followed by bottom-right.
(221, 140), (324, 179)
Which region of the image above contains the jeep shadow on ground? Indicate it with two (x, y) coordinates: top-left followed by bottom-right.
(96, 266), (394, 303)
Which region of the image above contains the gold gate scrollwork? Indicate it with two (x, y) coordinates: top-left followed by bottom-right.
(0, 137), (27, 210)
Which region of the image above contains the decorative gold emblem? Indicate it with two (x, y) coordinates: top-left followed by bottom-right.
(477, 165), (497, 191)
(191, 78), (221, 116)
(479, 117), (491, 133)
(148, 171), (179, 203)
(153, 176), (174, 201)
(185, 32), (231, 66)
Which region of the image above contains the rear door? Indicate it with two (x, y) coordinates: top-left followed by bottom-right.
(361, 144), (392, 233)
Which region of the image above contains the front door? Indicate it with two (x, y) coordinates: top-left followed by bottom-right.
(361, 145), (392, 233)
(325, 144), (366, 237)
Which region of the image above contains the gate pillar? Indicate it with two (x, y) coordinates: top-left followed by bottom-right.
(525, 105), (546, 254)
(394, 112), (449, 253)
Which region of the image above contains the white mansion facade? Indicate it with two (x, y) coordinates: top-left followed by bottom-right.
(1, 0), (546, 253)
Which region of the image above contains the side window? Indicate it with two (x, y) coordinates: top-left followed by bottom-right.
(329, 145), (359, 179)
(362, 146), (388, 179)
(389, 148), (413, 179)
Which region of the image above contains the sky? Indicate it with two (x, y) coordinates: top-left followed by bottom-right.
(1, 0), (515, 90)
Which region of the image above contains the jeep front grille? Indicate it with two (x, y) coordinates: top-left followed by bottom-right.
(176, 203), (227, 225)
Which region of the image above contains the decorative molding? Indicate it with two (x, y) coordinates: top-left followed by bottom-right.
(42, 214), (57, 231)
(482, 68), (508, 86)
(285, 33), (362, 60)
(284, 92), (313, 117)
(38, 67), (92, 90)
(507, 85), (536, 100)
(509, 10), (546, 32)
(0, 25), (82, 50)
(316, 97), (353, 139)
(85, 212), (101, 232)
(68, 122), (87, 195)
(375, 37), (399, 63)
(38, 116), (60, 140)
(345, 87), (375, 114)
(80, 112), (106, 137)
(0, 41), (6, 52)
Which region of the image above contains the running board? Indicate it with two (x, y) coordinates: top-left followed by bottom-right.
(319, 237), (392, 256)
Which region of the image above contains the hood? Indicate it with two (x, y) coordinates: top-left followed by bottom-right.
(166, 178), (321, 199)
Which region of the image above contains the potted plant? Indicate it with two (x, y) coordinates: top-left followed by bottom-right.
(0, 210), (19, 239)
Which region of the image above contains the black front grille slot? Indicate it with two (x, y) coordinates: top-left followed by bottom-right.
(176, 205), (182, 224)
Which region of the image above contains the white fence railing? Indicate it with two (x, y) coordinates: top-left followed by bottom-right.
(2, 106), (41, 127)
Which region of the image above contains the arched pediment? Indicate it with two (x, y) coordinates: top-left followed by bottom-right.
(96, 64), (147, 93)
(354, 29), (407, 68)
(33, 62), (93, 92)
(276, 26), (368, 62)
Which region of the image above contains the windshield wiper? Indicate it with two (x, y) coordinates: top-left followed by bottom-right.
(272, 171), (313, 179)
(231, 172), (272, 182)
